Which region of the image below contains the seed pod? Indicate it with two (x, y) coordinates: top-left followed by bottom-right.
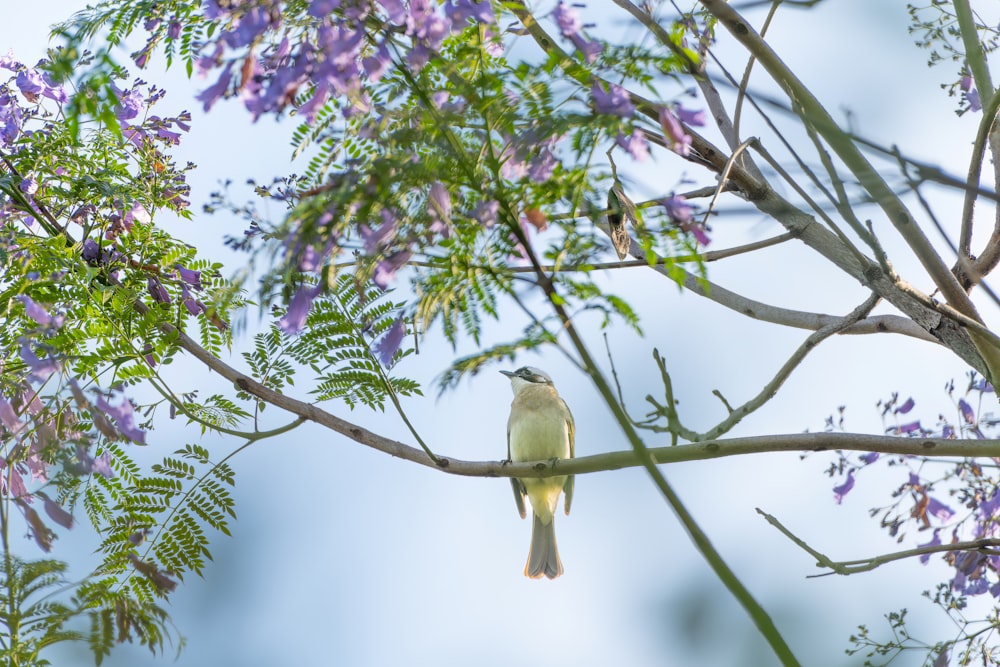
(607, 181), (638, 260)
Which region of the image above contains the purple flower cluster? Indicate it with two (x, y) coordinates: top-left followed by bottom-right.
(500, 130), (563, 183)
(373, 316), (406, 366)
(591, 81), (634, 117)
(187, 0), (495, 123)
(0, 52), (67, 151)
(660, 194), (709, 246)
(659, 104), (704, 157)
(960, 75), (982, 113)
(830, 379), (1000, 601)
(551, 2), (602, 64)
(0, 359), (145, 550)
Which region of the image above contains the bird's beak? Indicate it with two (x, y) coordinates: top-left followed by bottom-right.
(499, 370), (516, 378)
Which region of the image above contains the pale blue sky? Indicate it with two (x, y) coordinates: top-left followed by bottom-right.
(2, 2), (994, 666)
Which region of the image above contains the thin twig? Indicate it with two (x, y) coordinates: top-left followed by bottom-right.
(693, 293), (880, 441)
(757, 508), (1000, 576)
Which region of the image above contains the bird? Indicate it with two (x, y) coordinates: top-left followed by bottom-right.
(500, 366), (575, 579)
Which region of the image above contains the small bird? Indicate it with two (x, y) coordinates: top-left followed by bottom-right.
(500, 366), (575, 579)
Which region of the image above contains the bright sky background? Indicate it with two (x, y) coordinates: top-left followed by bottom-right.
(3, 2), (997, 666)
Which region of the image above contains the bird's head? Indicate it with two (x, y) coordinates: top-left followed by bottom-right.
(500, 366), (554, 394)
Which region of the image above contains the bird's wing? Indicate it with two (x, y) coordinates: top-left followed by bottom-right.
(510, 478), (527, 519)
(508, 419), (527, 519)
(562, 397), (575, 515)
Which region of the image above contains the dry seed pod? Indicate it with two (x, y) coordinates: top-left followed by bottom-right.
(607, 181), (638, 260)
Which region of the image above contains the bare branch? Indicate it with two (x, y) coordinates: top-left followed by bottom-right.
(142, 313), (1000, 477)
(691, 293), (880, 440)
(757, 508), (1000, 576)
(698, 0), (982, 325)
(586, 225), (937, 342)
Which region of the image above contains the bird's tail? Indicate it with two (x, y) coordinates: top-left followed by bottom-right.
(525, 513), (563, 579)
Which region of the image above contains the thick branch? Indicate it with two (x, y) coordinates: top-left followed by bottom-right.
(592, 217), (936, 342)
(698, 0), (980, 324)
(145, 317), (1000, 478)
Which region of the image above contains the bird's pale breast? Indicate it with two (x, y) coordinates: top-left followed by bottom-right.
(508, 386), (572, 462)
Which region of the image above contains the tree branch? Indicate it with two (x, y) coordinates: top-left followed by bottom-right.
(162, 315), (1000, 476)
(698, 0), (980, 323)
(690, 293), (880, 440)
(757, 508), (1000, 576)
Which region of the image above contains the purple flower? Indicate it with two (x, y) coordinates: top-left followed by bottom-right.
(918, 530), (941, 564)
(362, 42), (392, 82)
(17, 295), (63, 328)
(661, 194), (694, 223)
(527, 150), (558, 182)
(591, 82), (635, 117)
(309, 0), (341, 16)
(659, 106), (692, 156)
(19, 503), (53, 552)
(895, 397), (915, 414)
(859, 452), (879, 465)
(374, 316), (406, 366)
(181, 285), (207, 316)
(896, 420), (922, 435)
(82, 238), (117, 265)
(0, 94), (23, 145)
(833, 471), (855, 504)
(407, 0), (450, 51)
(570, 34), (602, 64)
(125, 202), (151, 227)
(19, 339), (58, 381)
(373, 251), (411, 289)
(147, 277), (171, 304)
(133, 47), (150, 69)
(197, 62), (234, 112)
(675, 105), (706, 127)
(927, 497), (955, 522)
(378, 0), (407, 24)
(177, 266), (203, 290)
(221, 6), (276, 49)
(447, 0), (494, 26)
(359, 209), (399, 253)
(15, 68), (67, 103)
(969, 376), (994, 393)
(143, 342), (157, 367)
(968, 89), (982, 112)
(616, 129), (649, 161)
(19, 177), (37, 195)
(500, 139), (528, 180)
(73, 445), (113, 478)
(0, 52), (21, 71)
(40, 493), (74, 529)
(958, 398), (975, 424)
(473, 200), (500, 228)
(279, 284), (321, 334)
(431, 91), (450, 109)
(551, 3), (601, 63)
(552, 1), (581, 36)
(0, 395), (23, 435)
(428, 182), (452, 221)
(96, 395), (147, 444)
(116, 87), (145, 121)
(482, 27), (504, 57)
